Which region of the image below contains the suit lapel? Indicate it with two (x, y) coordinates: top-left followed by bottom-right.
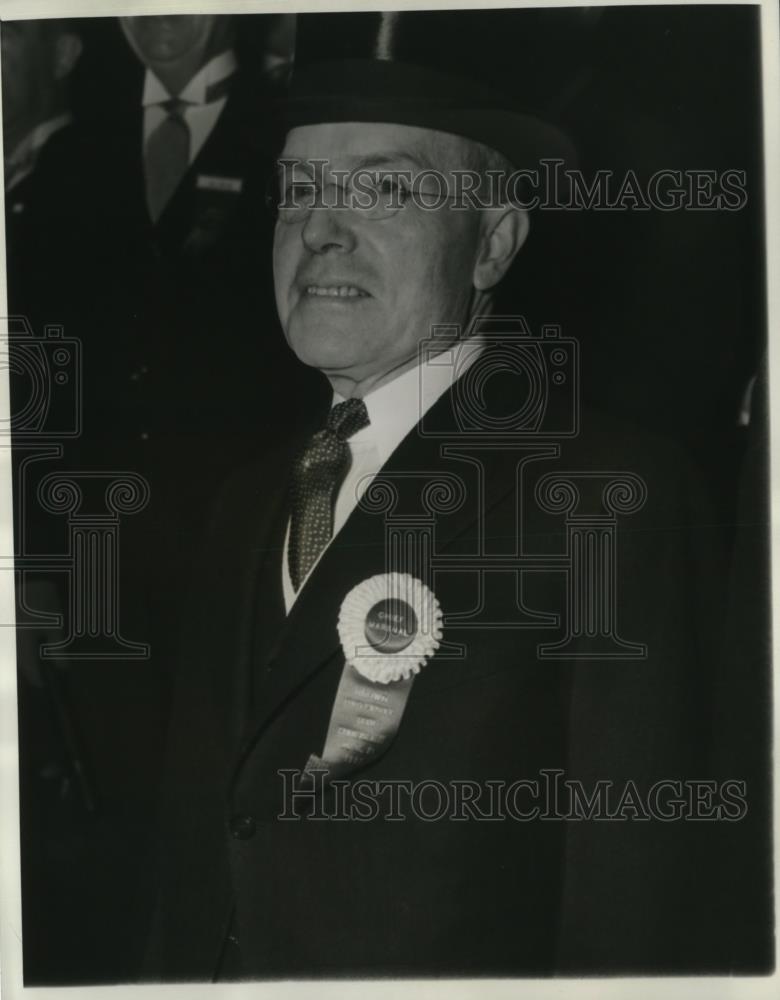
(213, 401), (327, 751)
(205, 454), (288, 760)
(233, 377), (526, 763)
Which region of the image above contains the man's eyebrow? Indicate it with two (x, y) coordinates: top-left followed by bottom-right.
(347, 151), (435, 172)
(278, 150), (436, 175)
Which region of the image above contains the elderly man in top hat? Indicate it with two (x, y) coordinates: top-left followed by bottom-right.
(145, 10), (729, 981)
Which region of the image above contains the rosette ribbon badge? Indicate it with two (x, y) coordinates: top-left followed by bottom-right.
(304, 573), (442, 778)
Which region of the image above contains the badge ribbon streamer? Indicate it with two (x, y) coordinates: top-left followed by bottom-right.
(305, 572), (442, 778)
(305, 665), (415, 778)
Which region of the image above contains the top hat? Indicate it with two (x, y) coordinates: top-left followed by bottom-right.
(280, 9), (581, 168)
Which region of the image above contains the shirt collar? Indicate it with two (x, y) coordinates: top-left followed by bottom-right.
(333, 337), (484, 468)
(142, 48), (238, 107)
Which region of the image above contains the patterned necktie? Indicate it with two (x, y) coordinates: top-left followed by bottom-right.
(288, 397), (370, 592)
(145, 98), (190, 223)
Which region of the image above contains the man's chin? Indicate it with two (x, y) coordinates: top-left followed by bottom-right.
(286, 334), (360, 375)
(285, 317), (372, 373)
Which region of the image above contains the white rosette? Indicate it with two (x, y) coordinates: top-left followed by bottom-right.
(338, 572), (443, 684)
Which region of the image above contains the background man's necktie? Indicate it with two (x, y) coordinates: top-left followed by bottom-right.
(288, 397), (370, 592)
(145, 98), (190, 223)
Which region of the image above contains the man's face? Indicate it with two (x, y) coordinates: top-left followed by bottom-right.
(273, 122), (484, 390)
(120, 15), (216, 70)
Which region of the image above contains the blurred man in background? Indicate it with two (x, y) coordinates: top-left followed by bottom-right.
(77, 13), (323, 681)
(118, 15), (249, 245)
(2, 13), (322, 985)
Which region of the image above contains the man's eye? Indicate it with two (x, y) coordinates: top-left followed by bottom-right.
(281, 181), (318, 207)
(374, 174), (410, 203)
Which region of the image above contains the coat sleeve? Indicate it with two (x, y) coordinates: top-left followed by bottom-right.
(555, 430), (733, 972)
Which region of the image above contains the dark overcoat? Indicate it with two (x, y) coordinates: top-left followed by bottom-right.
(145, 358), (733, 979)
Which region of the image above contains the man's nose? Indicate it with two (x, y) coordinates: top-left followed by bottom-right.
(300, 205), (357, 255)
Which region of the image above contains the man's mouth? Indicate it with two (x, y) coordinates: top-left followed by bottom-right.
(304, 285), (369, 299)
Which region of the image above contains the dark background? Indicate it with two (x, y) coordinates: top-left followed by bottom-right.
(4, 5), (772, 983)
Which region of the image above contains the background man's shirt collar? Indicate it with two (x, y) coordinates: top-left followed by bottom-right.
(142, 48), (238, 107)
(141, 49), (238, 170)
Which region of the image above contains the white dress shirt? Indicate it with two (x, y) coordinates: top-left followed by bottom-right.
(142, 48), (237, 165)
(282, 339), (484, 612)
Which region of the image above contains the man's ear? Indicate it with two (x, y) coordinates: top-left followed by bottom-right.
(472, 206), (530, 292)
(53, 32), (83, 81)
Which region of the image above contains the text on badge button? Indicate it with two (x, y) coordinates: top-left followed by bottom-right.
(364, 598), (417, 654)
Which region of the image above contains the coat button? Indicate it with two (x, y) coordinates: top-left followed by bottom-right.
(230, 815), (256, 839)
